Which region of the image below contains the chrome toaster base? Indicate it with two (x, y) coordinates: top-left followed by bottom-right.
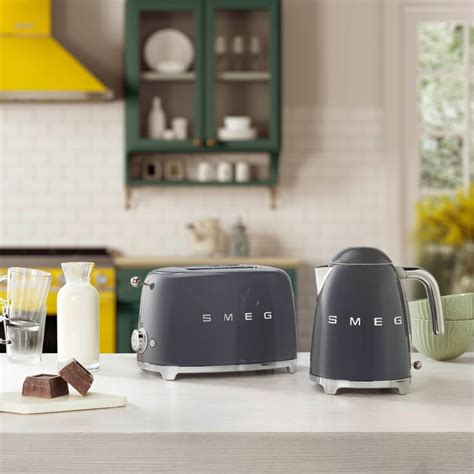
(138, 359), (298, 381)
(311, 375), (411, 395)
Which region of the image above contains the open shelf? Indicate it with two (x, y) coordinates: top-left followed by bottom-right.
(128, 179), (276, 187)
(128, 152), (275, 184)
(141, 71), (195, 81)
(128, 139), (277, 153)
(217, 71), (270, 81)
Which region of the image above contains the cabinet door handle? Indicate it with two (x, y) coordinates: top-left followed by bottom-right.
(192, 138), (204, 147)
(206, 138), (217, 147)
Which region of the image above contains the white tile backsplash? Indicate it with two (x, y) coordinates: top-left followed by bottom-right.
(0, 101), (390, 349)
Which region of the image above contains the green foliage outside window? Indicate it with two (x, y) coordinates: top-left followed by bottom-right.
(418, 23), (463, 71)
(417, 23), (473, 191)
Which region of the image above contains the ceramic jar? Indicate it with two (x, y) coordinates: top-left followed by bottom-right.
(217, 162), (233, 182)
(235, 162), (250, 182)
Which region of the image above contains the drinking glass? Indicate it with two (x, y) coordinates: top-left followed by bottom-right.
(215, 35), (227, 71)
(231, 35), (245, 71)
(0, 267), (52, 364)
(249, 36), (262, 70)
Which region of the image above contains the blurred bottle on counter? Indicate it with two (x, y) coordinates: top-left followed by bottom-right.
(57, 262), (100, 372)
(229, 218), (250, 257)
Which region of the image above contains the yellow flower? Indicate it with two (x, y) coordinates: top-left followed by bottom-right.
(414, 185), (474, 247)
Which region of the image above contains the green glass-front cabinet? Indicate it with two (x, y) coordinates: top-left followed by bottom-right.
(125, 0), (281, 202)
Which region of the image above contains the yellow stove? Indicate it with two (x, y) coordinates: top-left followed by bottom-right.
(0, 248), (116, 353)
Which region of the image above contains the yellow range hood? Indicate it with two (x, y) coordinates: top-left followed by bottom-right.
(0, 0), (112, 101)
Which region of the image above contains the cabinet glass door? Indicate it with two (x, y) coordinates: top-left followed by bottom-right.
(205, 0), (280, 151)
(126, 0), (203, 151)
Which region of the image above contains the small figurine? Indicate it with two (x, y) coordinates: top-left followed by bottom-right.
(187, 218), (226, 257)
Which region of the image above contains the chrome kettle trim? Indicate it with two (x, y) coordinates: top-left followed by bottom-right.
(315, 265), (333, 297)
(311, 375), (411, 395)
(398, 267), (445, 336)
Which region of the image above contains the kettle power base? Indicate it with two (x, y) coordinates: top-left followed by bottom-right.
(311, 375), (411, 395)
(138, 359), (297, 381)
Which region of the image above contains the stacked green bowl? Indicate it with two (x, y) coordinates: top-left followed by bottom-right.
(409, 293), (474, 361)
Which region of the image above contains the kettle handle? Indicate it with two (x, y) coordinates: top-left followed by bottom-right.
(397, 267), (444, 336)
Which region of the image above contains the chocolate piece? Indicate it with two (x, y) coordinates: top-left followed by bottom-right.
(59, 359), (94, 396)
(22, 374), (69, 399)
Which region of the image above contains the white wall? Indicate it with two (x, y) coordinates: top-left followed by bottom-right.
(0, 0), (389, 350)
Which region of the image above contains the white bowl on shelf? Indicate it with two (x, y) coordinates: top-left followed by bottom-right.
(223, 116), (252, 131)
(217, 127), (257, 141)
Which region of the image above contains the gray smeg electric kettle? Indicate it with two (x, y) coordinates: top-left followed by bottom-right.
(310, 247), (444, 395)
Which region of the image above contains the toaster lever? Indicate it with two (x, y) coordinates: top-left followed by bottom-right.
(130, 276), (151, 288)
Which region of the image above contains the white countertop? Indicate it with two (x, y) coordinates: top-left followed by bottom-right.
(1, 352), (473, 433)
(1, 353), (473, 472)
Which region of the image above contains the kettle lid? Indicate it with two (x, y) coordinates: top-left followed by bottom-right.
(331, 247), (392, 265)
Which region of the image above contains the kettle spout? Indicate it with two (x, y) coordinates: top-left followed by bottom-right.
(315, 265), (333, 296)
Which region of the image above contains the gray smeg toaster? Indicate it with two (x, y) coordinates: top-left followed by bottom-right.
(130, 265), (297, 380)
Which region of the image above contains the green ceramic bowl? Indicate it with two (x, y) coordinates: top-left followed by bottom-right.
(409, 293), (474, 321)
(411, 318), (474, 361)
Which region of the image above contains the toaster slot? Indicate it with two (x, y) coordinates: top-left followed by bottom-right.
(185, 265), (260, 270)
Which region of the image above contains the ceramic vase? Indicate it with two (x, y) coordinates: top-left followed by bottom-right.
(148, 96), (166, 139)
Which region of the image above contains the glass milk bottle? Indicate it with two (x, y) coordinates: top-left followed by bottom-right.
(57, 262), (100, 371)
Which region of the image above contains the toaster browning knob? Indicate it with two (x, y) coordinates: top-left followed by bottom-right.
(412, 361), (422, 370)
(131, 328), (147, 353)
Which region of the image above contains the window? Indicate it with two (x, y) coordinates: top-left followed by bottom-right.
(385, 2), (473, 261)
(417, 22), (473, 194)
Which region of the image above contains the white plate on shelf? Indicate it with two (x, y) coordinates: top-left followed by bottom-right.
(144, 29), (194, 73)
(218, 127), (257, 141)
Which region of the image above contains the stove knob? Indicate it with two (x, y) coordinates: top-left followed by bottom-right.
(95, 273), (108, 287)
(131, 328), (147, 353)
